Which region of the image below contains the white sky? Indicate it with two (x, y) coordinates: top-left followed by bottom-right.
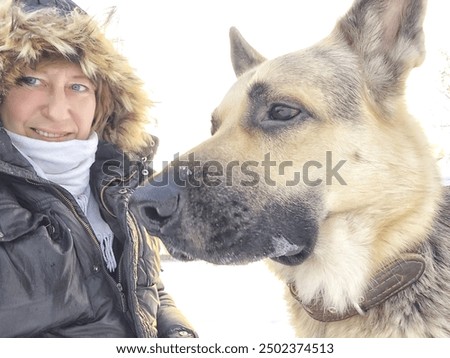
(76, 0), (450, 174)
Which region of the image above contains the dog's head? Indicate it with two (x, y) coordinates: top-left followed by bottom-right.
(131, 0), (440, 267)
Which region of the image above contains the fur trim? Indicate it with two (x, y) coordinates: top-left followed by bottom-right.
(0, 0), (157, 157)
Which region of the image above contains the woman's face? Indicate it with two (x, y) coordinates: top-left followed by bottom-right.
(0, 60), (96, 141)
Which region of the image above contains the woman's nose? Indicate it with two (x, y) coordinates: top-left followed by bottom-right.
(43, 88), (70, 121)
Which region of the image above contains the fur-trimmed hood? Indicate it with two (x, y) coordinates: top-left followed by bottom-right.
(0, 0), (157, 158)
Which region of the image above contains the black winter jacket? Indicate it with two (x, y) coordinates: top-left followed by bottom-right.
(0, 129), (196, 337)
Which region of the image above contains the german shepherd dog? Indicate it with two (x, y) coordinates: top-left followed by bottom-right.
(131, 0), (450, 337)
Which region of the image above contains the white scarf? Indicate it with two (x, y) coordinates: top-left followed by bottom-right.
(5, 129), (117, 272)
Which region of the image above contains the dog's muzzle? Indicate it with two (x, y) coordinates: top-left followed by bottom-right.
(129, 164), (318, 266)
(129, 166), (196, 262)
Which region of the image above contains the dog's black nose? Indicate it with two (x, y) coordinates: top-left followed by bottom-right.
(129, 168), (182, 232)
(136, 186), (179, 220)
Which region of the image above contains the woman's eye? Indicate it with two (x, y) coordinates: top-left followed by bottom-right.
(71, 83), (89, 92)
(18, 76), (41, 87)
(269, 105), (301, 121)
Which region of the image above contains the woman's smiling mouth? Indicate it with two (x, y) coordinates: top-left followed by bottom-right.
(33, 128), (70, 139)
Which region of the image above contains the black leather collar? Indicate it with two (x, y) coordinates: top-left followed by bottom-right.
(288, 254), (426, 322)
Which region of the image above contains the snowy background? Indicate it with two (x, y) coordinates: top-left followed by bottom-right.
(160, 258), (296, 339)
(74, 0), (450, 338)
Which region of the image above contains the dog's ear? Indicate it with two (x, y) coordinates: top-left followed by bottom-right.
(229, 27), (266, 77)
(336, 0), (427, 112)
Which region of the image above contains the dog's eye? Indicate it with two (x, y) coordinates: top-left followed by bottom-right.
(269, 105), (301, 121)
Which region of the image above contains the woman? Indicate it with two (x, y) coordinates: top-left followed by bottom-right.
(0, 0), (197, 338)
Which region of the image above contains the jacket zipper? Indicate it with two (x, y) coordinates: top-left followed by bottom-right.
(26, 178), (128, 313)
(126, 210), (153, 337)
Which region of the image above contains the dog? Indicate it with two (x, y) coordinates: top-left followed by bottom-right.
(130, 0), (450, 337)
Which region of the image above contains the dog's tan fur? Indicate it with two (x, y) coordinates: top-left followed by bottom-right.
(132, 0), (450, 337)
